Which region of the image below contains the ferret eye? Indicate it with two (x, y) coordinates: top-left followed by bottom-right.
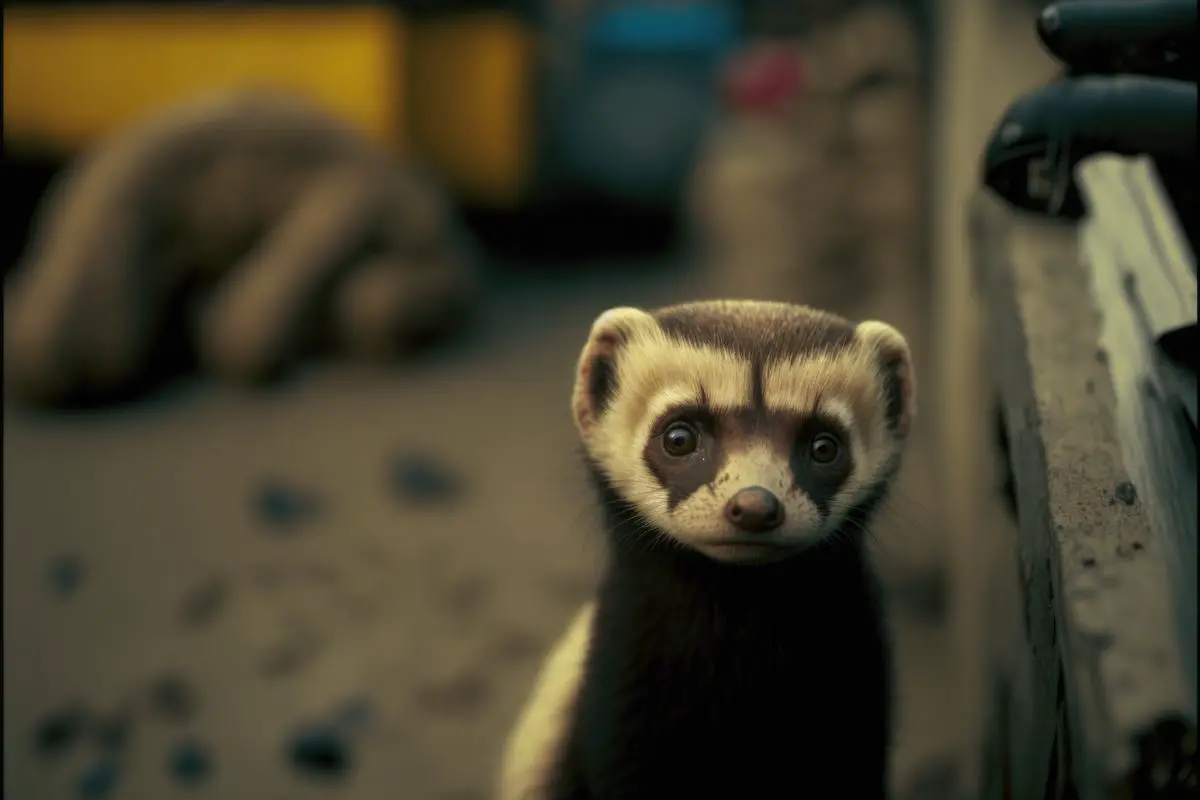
(662, 422), (699, 457)
(810, 433), (841, 464)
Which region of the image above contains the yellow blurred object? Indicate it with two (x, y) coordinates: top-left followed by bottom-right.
(2, 5), (406, 151)
(406, 12), (536, 208)
(3, 5), (537, 208)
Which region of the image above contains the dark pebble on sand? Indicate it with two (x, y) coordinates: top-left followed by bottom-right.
(389, 452), (463, 505)
(254, 479), (322, 527)
(78, 758), (119, 798)
(169, 739), (213, 785)
(179, 575), (229, 628)
(149, 675), (197, 723)
(288, 725), (350, 776)
(33, 703), (88, 758)
(48, 555), (86, 598)
(1113, 481), (1138, 506)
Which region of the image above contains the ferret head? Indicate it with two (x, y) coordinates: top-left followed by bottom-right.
(572, 300), (915, 565)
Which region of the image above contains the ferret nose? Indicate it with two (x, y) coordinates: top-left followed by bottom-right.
(723, 486), (784, 533)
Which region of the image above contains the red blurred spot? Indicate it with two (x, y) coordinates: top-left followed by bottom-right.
(722, 44), (806, 113)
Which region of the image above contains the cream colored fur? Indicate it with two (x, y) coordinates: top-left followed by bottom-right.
(496, 602), (595, 800)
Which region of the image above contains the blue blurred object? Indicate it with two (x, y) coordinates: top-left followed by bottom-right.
(48, 554), (86, 599)
(587, 2), (739, 54)
(551, 0), (741, 208)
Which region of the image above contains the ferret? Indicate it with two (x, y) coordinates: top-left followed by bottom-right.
(498, 299), (916, 800)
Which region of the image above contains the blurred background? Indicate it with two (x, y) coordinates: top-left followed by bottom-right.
(2, 1), (1054, 798)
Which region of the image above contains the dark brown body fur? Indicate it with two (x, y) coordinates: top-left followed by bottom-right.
(547, 471), (893, 799)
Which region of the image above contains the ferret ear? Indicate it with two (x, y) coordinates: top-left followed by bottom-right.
(855, 320), (916, 440)
(572, 307), (655, 438)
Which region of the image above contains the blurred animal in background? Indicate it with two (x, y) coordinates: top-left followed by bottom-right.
(688, 2), (925, 317)
(4, 89), (479, 408)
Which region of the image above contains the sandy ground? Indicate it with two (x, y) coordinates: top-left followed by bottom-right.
(5, 260), (959, 800)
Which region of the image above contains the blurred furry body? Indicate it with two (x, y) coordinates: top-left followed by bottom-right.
(5, 89), (477, 406)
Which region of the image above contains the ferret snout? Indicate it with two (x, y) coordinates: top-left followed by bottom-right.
(723, 486), (784, 533)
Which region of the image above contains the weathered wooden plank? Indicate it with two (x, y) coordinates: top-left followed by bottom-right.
(1076, 154), (1198, 717)
(1076, 156), (1197, 336)
(972, 200), (1082, 800)
(970, 192), (1195, 799)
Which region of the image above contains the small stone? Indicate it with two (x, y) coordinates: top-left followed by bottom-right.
(1113, 481), (1138, 506)
(288, 725), (350, 776)
(254, 479), (321, 528)
(169, 739), (212, 786)
(48, 555), (85, 598)
(77, 757), (119, 798)
(179, 575), (229, 628)
(389, 452), (464, 505)
(33, 703), (88, 758)
(149, 675), (197, 723)
(259, 626), (323, 679)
